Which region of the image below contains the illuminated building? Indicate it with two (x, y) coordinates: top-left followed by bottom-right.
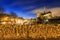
(0, 13), (11, 24)
(0, 14), (25, 25)
(36, 11), (53, 23)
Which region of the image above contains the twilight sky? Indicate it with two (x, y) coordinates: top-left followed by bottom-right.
(0, 0), (60, 19)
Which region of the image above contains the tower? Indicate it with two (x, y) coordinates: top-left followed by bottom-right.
(36, 11), (43, 23)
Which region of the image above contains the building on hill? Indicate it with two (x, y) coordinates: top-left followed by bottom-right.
(36, 11), (52, 19)
(42, 11), (52, 19)
(36, 11), (53, 23)
(0, 13), (25, 25)
(0, 13), (11, 21)
(0, 13), (11, 24)
(36, 11), (60, 24)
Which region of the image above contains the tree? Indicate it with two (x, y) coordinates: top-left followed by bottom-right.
(10, 11), (17, 18)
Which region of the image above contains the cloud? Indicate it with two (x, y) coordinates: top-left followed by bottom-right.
(32, 7), (60, 16)
(50, 7), (60, 16)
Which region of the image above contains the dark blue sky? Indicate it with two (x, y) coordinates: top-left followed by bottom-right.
(0, 0), (60, 19)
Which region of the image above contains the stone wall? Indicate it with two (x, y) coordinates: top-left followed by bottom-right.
(0, 24), (60, 39)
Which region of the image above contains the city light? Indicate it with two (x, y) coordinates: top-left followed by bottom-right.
(17, 20), (21, 24)
(2, 22), (6, 24)
(3, 17), (9, 21)
(17, 19), (24, 25)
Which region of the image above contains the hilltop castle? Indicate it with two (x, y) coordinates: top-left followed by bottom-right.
(36, 10), (60, 24)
